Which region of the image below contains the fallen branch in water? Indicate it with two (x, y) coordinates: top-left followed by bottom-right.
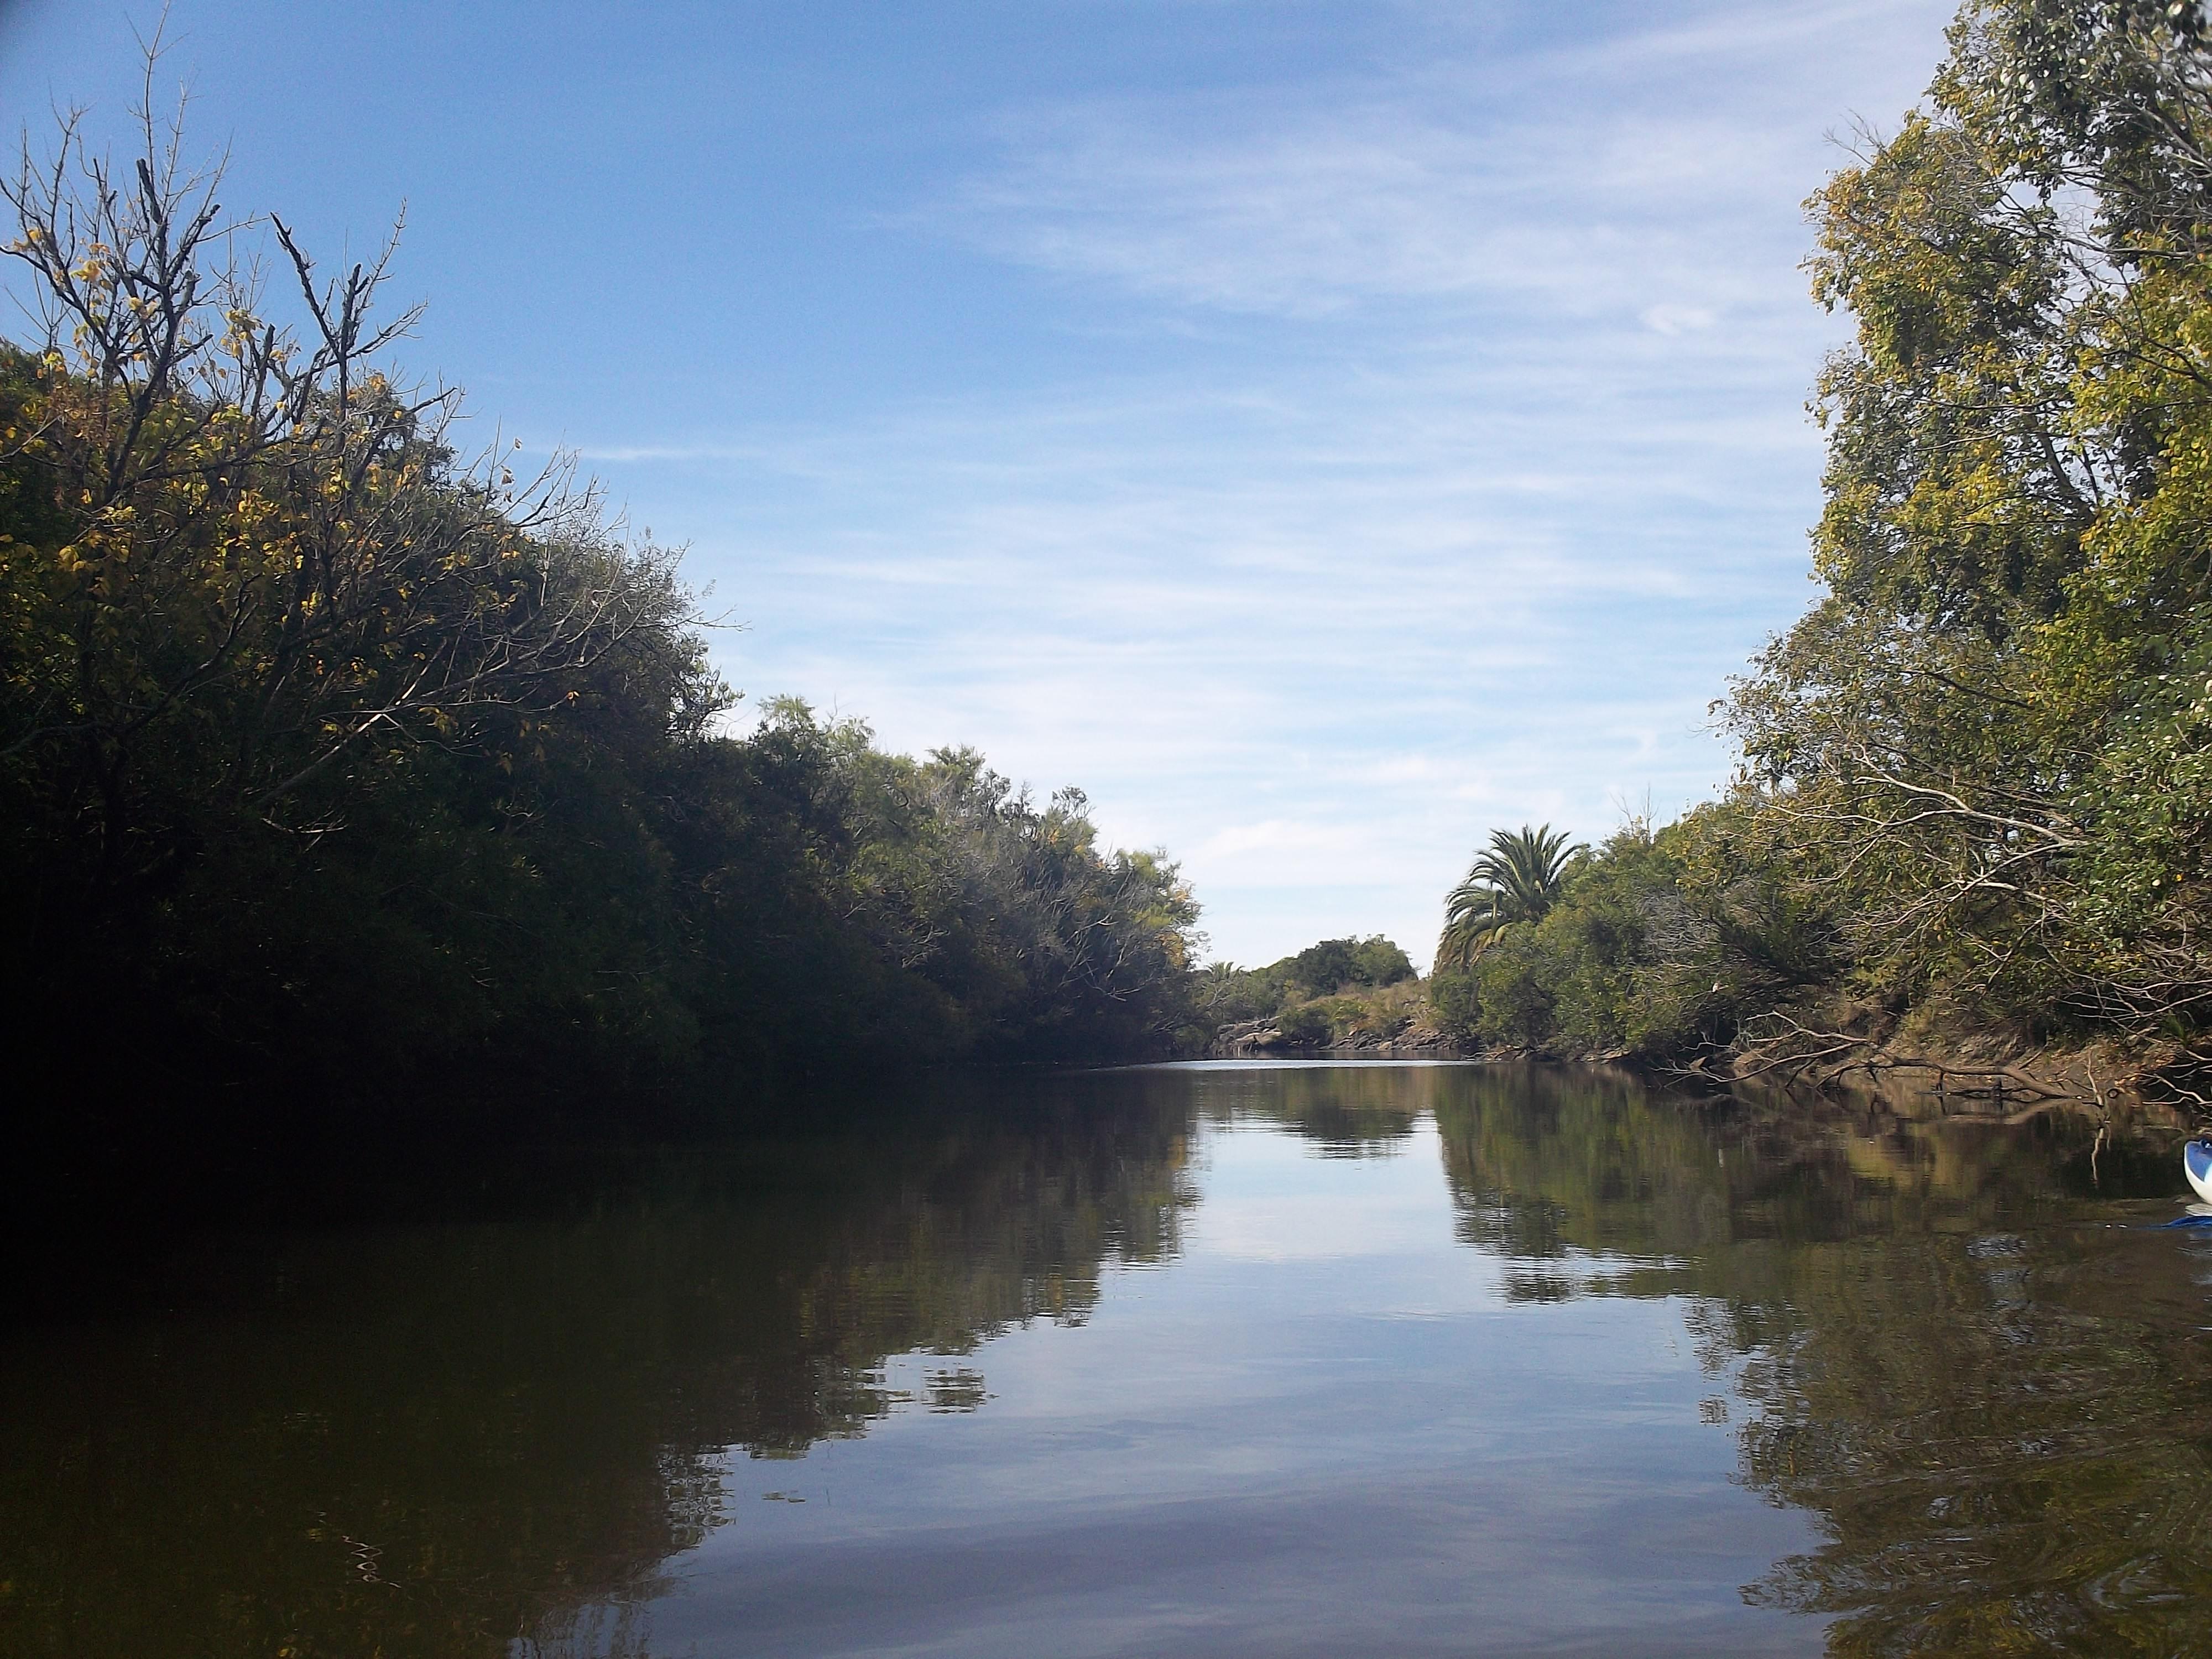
(1720, 1015), (2090, 1108)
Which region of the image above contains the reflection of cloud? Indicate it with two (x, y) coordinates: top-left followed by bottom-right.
(1200, 1194), (1422, 1262)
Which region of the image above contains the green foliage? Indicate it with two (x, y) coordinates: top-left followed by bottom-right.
(1715, 0), (2212, 1072)
(1425, 812), (1844, 1061)
(0, 135), (1203, 1139)
(1350, 935), (1417, 985)
(1198, 933), (1417, 1027)
(1437, 824), (1584, 969)
(1286, 935), (1414, 995)
(1440, 820), (1677, 1056)
(1429, 3), (2212, 1084)
(1192, 935), (1426, 1053)
(1425, 968), (1479, 1039)
(1469, 933), (1558, 1050)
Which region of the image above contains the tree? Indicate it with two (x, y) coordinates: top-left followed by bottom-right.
(1722, 0), (2212, 1095)
(0, 70), (1207, 1149)
(1436, 824), (1584, 969)
(0, 71), (698, 952)
(1350, 934), (1416, 987)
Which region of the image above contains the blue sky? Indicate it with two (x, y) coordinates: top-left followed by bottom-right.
(0, 0), (1954, 968)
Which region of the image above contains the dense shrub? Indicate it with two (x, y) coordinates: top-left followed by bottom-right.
(0, 138), (1202, 1142)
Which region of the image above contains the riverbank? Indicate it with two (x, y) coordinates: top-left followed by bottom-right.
(1209, 1016), (1475, 1060)
(1204, 995), (2195, 1128)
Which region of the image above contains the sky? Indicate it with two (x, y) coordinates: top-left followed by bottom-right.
(0, 0), (1957, 969)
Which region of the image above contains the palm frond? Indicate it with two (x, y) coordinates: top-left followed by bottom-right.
(1434, 823), (1586, 968)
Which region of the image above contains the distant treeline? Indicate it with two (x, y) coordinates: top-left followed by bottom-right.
(1199, 935), (1415, 1024)
(1427, 0), (2212, 1104)
(1193, 935), (1422, 1050)
(0, 135), (1198, 1142)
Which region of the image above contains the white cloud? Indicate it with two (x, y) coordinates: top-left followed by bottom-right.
(567, 0), (1952, 966)
(915, 0), (1938, 328)
(1643, 304), (1719, 337)
(1203, 820), (1363, 858)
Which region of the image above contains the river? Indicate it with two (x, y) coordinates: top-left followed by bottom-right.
(4, 1061), (2208, 1656)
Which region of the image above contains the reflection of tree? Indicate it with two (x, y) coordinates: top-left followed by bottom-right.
(1433, 1065), (2212, 1654)
(1195, 1062), (1443, 1156)
(1433, 1066), (2162, 1283)
(1731, 1232), (2212, 1656)
(7, 1066), (2201, 1657)
(1436, 1066), (1730, 1279)
(0, 1073), (1195, 1659)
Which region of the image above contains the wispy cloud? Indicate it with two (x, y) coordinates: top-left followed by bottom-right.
(920, 0), (1937, 326)
(566, 0), (1952, 967)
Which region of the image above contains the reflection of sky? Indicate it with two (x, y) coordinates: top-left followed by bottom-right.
(1184, 1118), (1451, 1262)
(634, 1114), (1825, 1658)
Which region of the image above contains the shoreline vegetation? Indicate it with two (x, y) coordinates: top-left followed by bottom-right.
(0, 101), (1203, 1229)
(1605, 0), (2210, 1124)
(1224, 3), (2212, 1131)
(7, 0), (2212, 1222)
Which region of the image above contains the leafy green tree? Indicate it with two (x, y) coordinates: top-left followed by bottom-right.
(1420, 810), (1841, 1061)
(1281, 935), (1415, 997)
(1717, 0), (2212, 1089)
(1437, 824), (1584, 969)
(1285, 938), (1363, 995)
(1194, 938), (1416, 1040)
(0, 100), (1207, 1162)
(0, 106), (712, 1112)
(1350, 935), (1416, 987)
(1412, 2), (2212, 1086)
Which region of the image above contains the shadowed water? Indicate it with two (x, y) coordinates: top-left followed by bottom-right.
(4, 1063), (2208, 1657)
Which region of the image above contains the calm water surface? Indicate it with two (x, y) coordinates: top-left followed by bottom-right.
(6, 1062), (2211, 1657)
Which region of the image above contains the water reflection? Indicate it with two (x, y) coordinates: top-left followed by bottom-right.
(3, 1063), (2207, 1657)
(0, 1076), (1195, 1658)
(1189, 1060), (1434, 1157)
(1733, 1227), (2212, 1655)
(1433, 1065), (2212, 1655)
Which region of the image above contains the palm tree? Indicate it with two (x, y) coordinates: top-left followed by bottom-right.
(1436, 824), (1584, 968)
